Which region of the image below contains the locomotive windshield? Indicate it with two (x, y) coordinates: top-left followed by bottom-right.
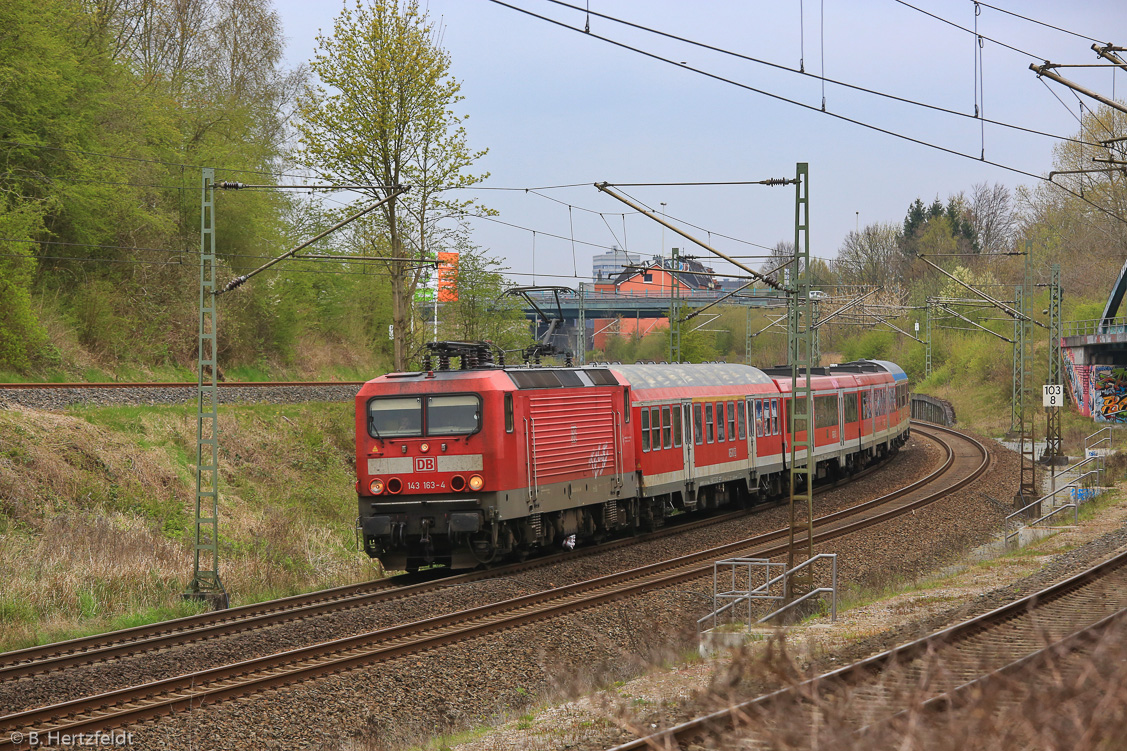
(368, 397), (423, 437)
(426, 394), (481, 435)
(367, 394), (480, 438)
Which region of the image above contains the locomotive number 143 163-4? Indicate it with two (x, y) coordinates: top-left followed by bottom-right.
(407, 480), (448, 491)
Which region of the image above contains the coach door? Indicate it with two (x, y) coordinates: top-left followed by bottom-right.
(681, 401), (696, 487)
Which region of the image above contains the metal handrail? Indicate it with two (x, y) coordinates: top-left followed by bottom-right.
(1005, 470), (1103, 544)
(1028, 502), (1078, 530)
(757, 587), (837, 624)
(698, 554), (838, 632)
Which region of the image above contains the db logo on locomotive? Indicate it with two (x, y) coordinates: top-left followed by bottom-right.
(413, 456), (437, 473)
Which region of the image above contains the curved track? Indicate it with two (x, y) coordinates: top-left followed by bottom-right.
(610, 469), (1127, 750)
(0, 422), (986, 748)
(0, 423), (931, 682)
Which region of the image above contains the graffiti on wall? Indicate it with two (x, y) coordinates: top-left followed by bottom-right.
(1090, 365), (1127, 423)
(1063, 345), (1090, 416)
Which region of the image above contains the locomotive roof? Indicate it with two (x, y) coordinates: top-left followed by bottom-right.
(601, 362), (772, 390)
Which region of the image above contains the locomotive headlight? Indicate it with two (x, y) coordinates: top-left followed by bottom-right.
(468, 474), (485, 491)
(369, 478), (385, 495)
(419, 443), (430, 453)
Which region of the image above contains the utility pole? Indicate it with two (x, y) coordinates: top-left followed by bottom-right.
(186, 168), (225, 608)
(1045, 264), (1064, 493)
(184, 180), (408, 609)
(787, 163), (814, 595)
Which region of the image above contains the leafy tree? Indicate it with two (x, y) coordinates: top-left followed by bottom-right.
(0, 201), (48, 370)
(901, 196), (978, 256)
(295, 0), (488, 371)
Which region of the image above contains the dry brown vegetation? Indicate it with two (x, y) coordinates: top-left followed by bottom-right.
(674, 618), (1127, 751)
(0, 402), (379, 651)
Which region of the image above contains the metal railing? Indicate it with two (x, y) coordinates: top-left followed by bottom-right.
(1085, 427), (1112, 457)
(698, 554), (838, 634)
(1004, 458), (1104, 546)
(1062, 316), (1127, 338)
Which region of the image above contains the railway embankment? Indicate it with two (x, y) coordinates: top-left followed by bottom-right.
(0, 400), (376, 653)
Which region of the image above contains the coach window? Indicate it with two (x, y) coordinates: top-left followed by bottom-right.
(716, 402), (726, 442)
(738, 401), (746, 440)
(727, 401), (737, 442)
(662, 406), (673, 449)
(641, 408), (650, 452)
(694, 403), (704, 445)
(705, 403), (715, 443)
(672, 406), (683, 448)
(771, 399), (780, 435)
(624, 387), (631, 422)
(650, 407), (661, 450)
(754, 400), (764, 437)
(504, 393), (514, 433)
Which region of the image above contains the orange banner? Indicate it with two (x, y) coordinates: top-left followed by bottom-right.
(437, 251), (459, 302)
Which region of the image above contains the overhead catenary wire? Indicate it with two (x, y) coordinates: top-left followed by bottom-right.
(535, 0), (1103, 148)
(488, 0), (1127, 227)
(972, 0), (1106, 44)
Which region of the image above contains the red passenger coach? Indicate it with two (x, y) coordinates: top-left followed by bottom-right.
(355, 342), (909, 571)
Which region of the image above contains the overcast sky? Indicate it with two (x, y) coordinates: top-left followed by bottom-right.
(273, 0), (1126, 285)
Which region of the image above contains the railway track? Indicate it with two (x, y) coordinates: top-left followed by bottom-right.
(0, 505), (756, 682)
(608, 478), (1127, 750)
(0, 423), (985, 748)
(0, 422), (930, 683)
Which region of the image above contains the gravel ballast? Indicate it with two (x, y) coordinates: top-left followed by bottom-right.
(1, 429), (1031, 751)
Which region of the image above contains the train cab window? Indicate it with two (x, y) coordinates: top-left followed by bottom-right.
(641, 408), (650, 452)
(771, 399), (780, 434)
(716, 402), (726, 442)
(672, 406), (683, 448)
(694, 404), (704, 445)
(738, 401), (746, 439)
(426, 395), (482, 436)
(504, 393), (514, 433)
(728, 401), (737, 441)
(662, 406), (673, 449)
(705, 403), (715, 443)
(368, 396), (422, 438)
(650, 407), (661, 450)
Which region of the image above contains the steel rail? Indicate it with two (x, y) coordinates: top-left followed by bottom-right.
(610, 453), (1127, 751)
(0, 427), (916, 680)
(0, 424), (984, 746)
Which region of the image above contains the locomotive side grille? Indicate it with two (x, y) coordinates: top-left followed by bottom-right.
(528, 392), (616, 481)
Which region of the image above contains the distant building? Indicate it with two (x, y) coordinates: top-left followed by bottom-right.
(592, 249), (641, 283)
(594, 254), (717, 294)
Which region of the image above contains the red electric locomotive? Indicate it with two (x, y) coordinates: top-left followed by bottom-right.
(355, 342), (909, 571)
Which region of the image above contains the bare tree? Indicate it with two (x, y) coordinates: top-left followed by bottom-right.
(835, 222), (902, 288)
(969, 181), (1016, 254)
(760, 240), (796, 284)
